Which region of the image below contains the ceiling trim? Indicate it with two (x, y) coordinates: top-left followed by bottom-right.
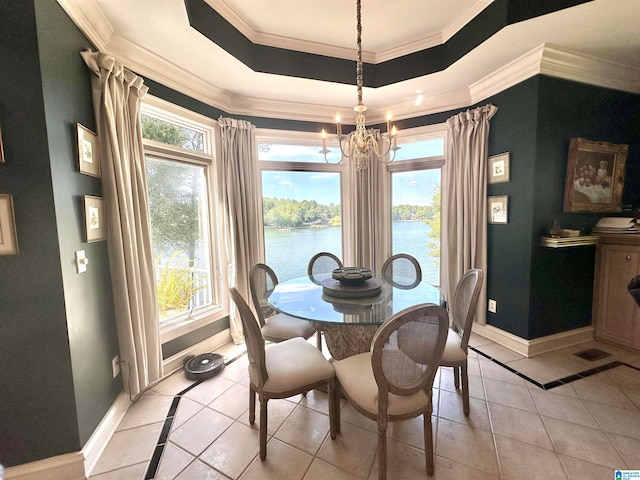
(57, 0), (640, 125)
(205, 0), (494, 64)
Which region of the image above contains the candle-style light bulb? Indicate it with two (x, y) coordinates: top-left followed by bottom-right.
(386, 112), (392, 133)
(321, 129), (327, 148)
(335, 113), (342, 135)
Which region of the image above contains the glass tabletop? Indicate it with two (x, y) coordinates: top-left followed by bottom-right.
(268, 273), (443, 325)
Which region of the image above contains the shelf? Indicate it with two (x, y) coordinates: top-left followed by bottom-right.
(541, 235), (599, 248)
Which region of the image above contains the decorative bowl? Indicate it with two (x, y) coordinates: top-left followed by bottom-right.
(331, 267), (373, 285)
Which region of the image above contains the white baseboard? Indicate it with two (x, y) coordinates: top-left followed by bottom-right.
(162, 329), (233, 376)
(82, 391), (131, 477)
(4, 452), (85, 480)
(472, 323), (595, 357)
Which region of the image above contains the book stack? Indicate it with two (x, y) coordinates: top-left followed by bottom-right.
(541, 235), (599, 248)
(592, 217), (639, 234)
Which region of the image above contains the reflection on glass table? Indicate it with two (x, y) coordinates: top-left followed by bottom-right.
(268, 273), (443, 360)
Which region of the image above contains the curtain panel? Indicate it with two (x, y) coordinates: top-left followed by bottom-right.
(217, 117), (261, 343)
(443, 104), (498, 325)
(81, 50), (162, 397)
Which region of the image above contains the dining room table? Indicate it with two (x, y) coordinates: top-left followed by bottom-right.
(267, 270), (443, 360)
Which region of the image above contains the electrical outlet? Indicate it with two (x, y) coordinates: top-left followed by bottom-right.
(488, 299), (497, 313)
(112, 355), (120, 378)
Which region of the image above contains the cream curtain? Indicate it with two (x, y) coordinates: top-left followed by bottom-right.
(350, 131), (392, 272)
(81, 51), (162, 396)
(218, 117), (261, 343)
(443, 104), (498, 325)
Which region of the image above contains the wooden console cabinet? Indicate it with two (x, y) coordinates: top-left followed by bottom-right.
(592, 233), (640, 351)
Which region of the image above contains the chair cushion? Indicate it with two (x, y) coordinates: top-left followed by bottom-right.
(440, 329), (466, 364)
(257, 337), (334, 393)
(262, 313), (315, 341)
(334, 353), (430, 417)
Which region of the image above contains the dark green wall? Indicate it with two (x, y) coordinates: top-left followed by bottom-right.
(0, 0), (120, 466)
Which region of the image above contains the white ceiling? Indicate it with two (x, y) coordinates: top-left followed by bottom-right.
(59, 0), (640, 124)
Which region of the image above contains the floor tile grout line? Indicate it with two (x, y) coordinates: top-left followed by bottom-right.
(142, 350), (246, 479)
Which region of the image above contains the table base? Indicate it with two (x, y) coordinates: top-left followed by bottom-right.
(310, 322), (379, 360)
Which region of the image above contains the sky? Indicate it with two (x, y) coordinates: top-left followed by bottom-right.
(259, 142), (441, 206)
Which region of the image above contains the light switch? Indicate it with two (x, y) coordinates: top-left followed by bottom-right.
(75, 250), (89, 273)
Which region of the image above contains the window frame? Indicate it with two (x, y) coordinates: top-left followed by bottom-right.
(255, 128), (355, 265)
(141, 96), (227, 344)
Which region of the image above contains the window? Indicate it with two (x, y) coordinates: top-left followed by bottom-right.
(256, 131), (348, 281)
(389, 129), (445, 286)
(141, 98), (224, 341)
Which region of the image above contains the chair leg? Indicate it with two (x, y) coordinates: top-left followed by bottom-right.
(453, 366), (460, 389)
(316, 331), (322, 351)
(259, 396), (268, 460)
(377, 417), (388, 480)
(424, 413), (435, 476)
(461, 363), (470, 416)
(328, 378), (337, 439)
(249, 385), (256, 425)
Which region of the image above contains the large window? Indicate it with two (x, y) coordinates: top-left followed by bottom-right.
(389, 133), (445, 286)
(141, 98), (223, 341)
(257, 132), (347, 281)
(256, 127), (445, 284)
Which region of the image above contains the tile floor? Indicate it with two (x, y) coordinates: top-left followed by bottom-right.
(89, 333), (640, 480)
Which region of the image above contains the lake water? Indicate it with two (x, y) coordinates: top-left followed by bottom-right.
(265, 221), (440, 284)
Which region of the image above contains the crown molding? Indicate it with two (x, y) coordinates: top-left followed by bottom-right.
(206, 0), (493, 64)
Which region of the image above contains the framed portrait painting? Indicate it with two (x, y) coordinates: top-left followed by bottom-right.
(563, 137), (628, 212)
(76, 123), (101, 177)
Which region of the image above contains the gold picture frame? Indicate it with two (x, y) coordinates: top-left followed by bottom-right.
(488, 152), (510, 184)
(0, 123), (5, 163)
(563, 137), (628, 213)
(0, 194), (19, 255)
(76, 123), (100, 177)
(84, 195), (105, 242)
(488, 195), (508, 224)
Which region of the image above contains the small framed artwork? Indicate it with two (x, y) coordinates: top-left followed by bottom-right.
(84, 195), (105, 242)
(0, 123), (5, 163)
(488, 195), (508, 224)
(563, 137), (628, 212)
(488, 152), (510, 184)
(0, 194), (19, 255)
(76, 123), (100, 177)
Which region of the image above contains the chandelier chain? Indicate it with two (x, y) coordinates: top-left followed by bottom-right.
(356, 0), (363, 106)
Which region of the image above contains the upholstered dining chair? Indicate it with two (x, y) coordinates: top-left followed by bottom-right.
(381, 253), (422, 288)
(307, 251), (343, 282)
(439, 268), (483, 416)
(333, 303), (449, 478)
(249, 263), (316, 344)
(230, 287), (338, 460)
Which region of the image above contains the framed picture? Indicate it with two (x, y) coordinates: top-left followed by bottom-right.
(563, 137), (628, 212)
(488, 195), (508, 224)
(84, 195), (105, 242)
(488, 152), (510, 184)
(76, 123), (100, 177)
(0, 194), (19, 255)
(0, 123), (5, 163)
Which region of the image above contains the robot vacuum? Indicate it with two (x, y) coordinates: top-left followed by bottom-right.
(183, 352), (225, 381)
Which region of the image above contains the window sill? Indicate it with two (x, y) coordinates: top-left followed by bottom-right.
(160, 305), (227, 344)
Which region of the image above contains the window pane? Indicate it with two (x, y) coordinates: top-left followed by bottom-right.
(394, 138), (444, 161)
(146, 156), (212, 320)
(142, 114), (204, 152)
(262, 170), (342, 281)
(392, 169), (441, 286)
(258, 143), (341, 164)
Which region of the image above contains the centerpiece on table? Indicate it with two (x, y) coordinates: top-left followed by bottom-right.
(321, 267), (382, 298)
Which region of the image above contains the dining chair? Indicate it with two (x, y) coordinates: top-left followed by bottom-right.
(249, 263), (316, 344)
(381, 253), (422, 288)
(230, 287), (338, 460)
(307, 251), (343, 281)
(439, 268), (483, 416)
(333, 303), (449, 478)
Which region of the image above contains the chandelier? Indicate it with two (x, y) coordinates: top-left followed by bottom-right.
(319, 0), (400, 170)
